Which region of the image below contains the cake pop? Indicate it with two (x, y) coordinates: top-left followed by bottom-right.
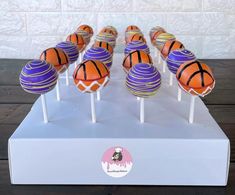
(95, 33), (116, 48)
(161, 40), (184, 60)
(77, 24), (93, 37)
(126, 33), (146, 44)
(83, 47), (112, 69)
(73, 60), (110, 123)
(102, 26), (118, 38)
(19, 59), (58, 123)
(40, 47), (69, 74)
(176, 60), (215, 123)
(149, 26), (165, 41)
(126, 25), (140, 32)
(122, 50), (153, 73)
(40, 47), (69, 101)
(76, 30), (91, 45)
(125, 41), (150, 56)
(150, 28), (166, 46)
(56, 41), (79, 85)
(155, 33), (176, 51)
(100, 28), (116, 37)
(126, 63), (161, 123)
(166, 49), (196, 99)
(93, 41), (113, 55)
(66, 33), (86, 52)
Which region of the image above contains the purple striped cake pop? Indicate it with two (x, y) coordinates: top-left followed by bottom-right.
(166, 49), (196, 74)
(83, 47), (112, 69)
(126, 63), (161, 98)
(19, 59), (58, 94)
(56, 41), (79, 64)
(124, 41), (150, 56)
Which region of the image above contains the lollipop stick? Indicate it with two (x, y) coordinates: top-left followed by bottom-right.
(157, 51), (161, 65)
(65, 68), (69, 86)
(97, 91), (101, 101)
(90, 93), (96, 123)
(177, 86), (182, 102)
(189, 96), (196, 124)
(56, 79), (60, 101)
(140, 97), (144, 123)
(74, 61), (78, 69)
(169, 72), (173, 86)
(163, 61), (166, 73)
(41, 94), (48, 123)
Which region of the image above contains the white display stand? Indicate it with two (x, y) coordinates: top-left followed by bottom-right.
(8, 54), (230, 186)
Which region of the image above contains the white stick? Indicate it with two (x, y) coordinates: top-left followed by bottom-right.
(163, 60), (166, 73)
(74, 61), (78, 69)
(65, 68), (69, 86)
(177, 86), (182, 102)
(56, 79), (60, 101)
(157, 51), (161, 65)
(140, 97), (144, 123)
(97, 91), (101, 101)
(169, 72), (173, 86)
(137, 97), (140, 100)
(41, 94), (48, 123)
(189, 96), (196, 124)
(90, 93), (96, 123)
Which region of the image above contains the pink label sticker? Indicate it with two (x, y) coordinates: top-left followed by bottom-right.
(101, 146), (133, 178)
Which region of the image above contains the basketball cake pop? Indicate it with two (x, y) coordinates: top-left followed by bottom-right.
(149, 26), (165, 40)
(161, 40), (184, 60)
(40, 47), (69, 74)
(95, 33), (116, 48)
(126, 25), (140, 32)
(93, 41), (113, 55)
(73, 60), (110, 123)
(155, 33), (176, 51)
(122, 50), (153, 73)
(125, 41), (150, 56)
(83, 47), (112, 69)
(176, 60), (215, 123)
(76, 30), (91, 45)
(40, 47), (69, 101)
(77, 24), (93, 37)
(176, 60), (215, 97)
(126, 63), (161, 123)
(126, 33), (146, 44)
(66, 33), (86, 52)
(102, 26), (118, 38)
(100, 27), (116, 37)
(19, 59), (58, 123)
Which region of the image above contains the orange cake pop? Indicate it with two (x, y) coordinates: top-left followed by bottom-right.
(161, 40), (184, 60)
(77, 24), (93, 37)
(66, 33), (86, 52)
(40, 47), (69, 73)
(73, 60), (110, 93)
(93, 41), (113, 55)
(176, 60), (215, 97)
(122, 50), (153, 73)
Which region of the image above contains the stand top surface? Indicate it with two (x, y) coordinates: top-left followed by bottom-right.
(11, 54), (228, 141)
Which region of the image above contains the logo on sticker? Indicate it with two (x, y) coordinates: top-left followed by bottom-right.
(101, 146), (133, 178)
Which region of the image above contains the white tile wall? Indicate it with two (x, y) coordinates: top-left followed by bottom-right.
(0, 0), (234, 59)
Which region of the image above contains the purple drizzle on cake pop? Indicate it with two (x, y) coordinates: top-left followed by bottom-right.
(83, 47), (112, 69)
(56, 41), (79, 64)
(124, 41), (150, 56)
(126, 63), (161, 98)
(19, 59), (58, 94)
(166, 49), (196, 74)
